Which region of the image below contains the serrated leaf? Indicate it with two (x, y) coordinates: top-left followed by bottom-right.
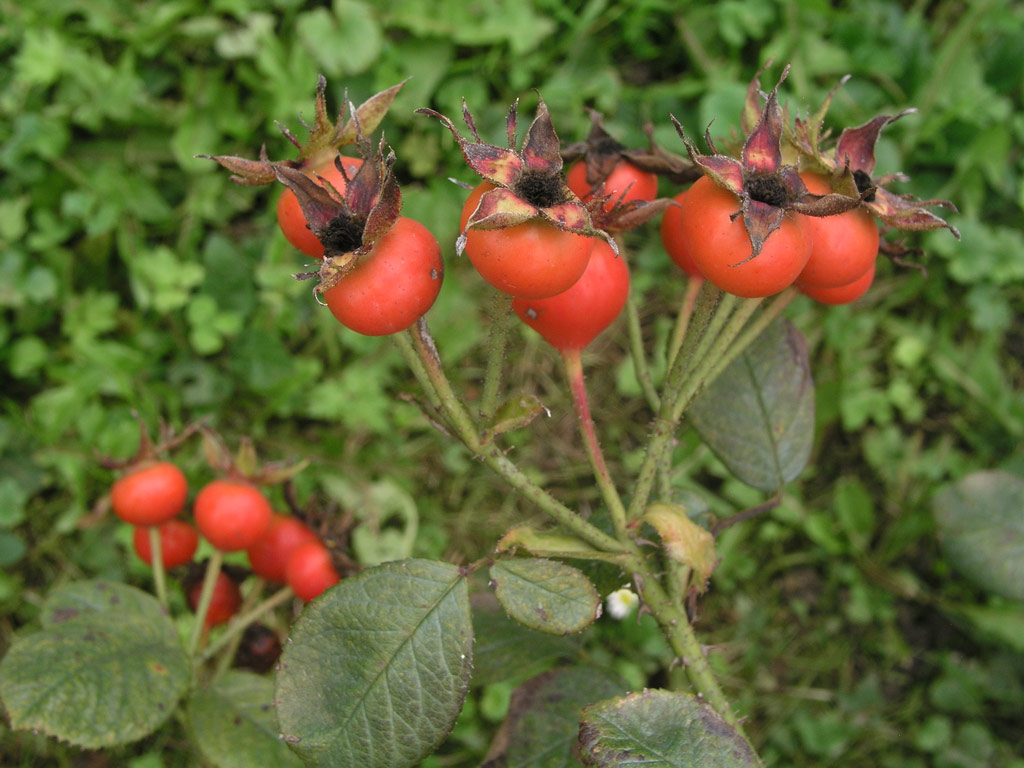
(578, 690), (758, 767)
(188, 671), (303, 768)
(690, 319), (814, 492)
(491, 558), (601, 635)
(933, 471), (1024, 600)
(482, 666), (628, 768)
(275, 559), (472, 768)
(471, 593), (577, 686)
(0, 582), (189, 748)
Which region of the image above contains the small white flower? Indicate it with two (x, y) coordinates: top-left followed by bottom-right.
(606, 587), (638, 620)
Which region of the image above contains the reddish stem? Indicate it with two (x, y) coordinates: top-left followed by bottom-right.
(561, 348), (628, 539)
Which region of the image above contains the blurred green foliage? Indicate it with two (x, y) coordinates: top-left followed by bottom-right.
(1, 0), (1022, 765)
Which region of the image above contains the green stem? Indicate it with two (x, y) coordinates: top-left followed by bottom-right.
(188, 550), (224, 657)
(625, 292), (661, 412)
(631, 562), (745, 735)
(700, 288), (798, 393)
(407, 319), (626, 555)
(202, 585), (294, 665)
(562, 349), (629, 541)
(677, 291), (740, 385)
(627, 293), (770, 524)
(481, 290), (514, 421)
(393, 331), (442, 411)
(667, 276), (705, 369)
(148, 525), (168, 609)
(625, 284), (721, 524)
(670, 296), (765, 423)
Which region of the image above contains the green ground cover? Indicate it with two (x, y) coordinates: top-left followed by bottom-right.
(1, 0), (1022, 765)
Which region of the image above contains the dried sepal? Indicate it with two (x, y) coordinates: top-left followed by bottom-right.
(272, 136), (403, 294)
(793, 79), (960, 239)
(598, 195), (675, 231)
(199, 426), (309, 486)
(740, 59), (780, 136)
(564, 110), (697, 185)
(673, 67), (819, 263)
(418, 96), (612, 249)
(96, 413), (203, 470)
(201, 77), (407, 185)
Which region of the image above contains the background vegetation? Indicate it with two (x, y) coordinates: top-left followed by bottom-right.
(1, 0), (1022, 765)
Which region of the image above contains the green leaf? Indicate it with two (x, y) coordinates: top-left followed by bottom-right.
(188, 671), (303, 768)
(0, 477), (30, 528)
(690, 319), (814, 492)
(481, 666), (628, 768)
(275, 559), (473, 768)
(490, 558), (601, 635)
(470, 593), (577, 686)
(947, 602), (1024, 653)
(578, 689), (758, 767)
(296, 2), (382, 76)
(39, 579), (171, 626)
(933, 471), (1024, 600)
(0, 581), (189, 748)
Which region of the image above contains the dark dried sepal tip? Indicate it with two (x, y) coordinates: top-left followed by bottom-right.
(878, 238), (928, 276)
(419, 95), (612, 248)
(564, 109), (697, 185)
(793, 79), (959, 238)
(868, 188), (961, 238)
(740, 59), (781, 136)
(561, 108), (628, 186)
(274, 137), (404, 293)
(674, 66), (811, 262)
(202, 77), (407, 185)
(199, 145), (278, 186)
(592, 196), (676, 233)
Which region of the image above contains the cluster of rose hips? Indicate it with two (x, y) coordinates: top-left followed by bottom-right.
(208, 69), (957, 358)
(107, 426), (340, 631)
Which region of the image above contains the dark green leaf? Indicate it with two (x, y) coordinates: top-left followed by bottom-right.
(275, 559), (473, 768)
(482, 666), (628, 768)
(690, 319), (814, 492)
(188, 671), (303, 768)
(491, 558), (601, 635)
(471, 594), (577, 686)
(0, 582), (189, 748)
(933, 471), (1024, 600)
(578, 690), (758, 767)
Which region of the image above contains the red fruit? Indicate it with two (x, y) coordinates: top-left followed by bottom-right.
(679, 177), (810, 298)
(285, 541), (340, 602)
(194, 480), (273, 552)
(460, 182), (595, 299)
(800, 261), (876, 305)
(276, 156), (363, 258)
(132, 519), (199, 569)
(111, 462), (188, 527)
(796, 172), (879, 289)
(322, 216), (444, 336)
(188, 572), (242, 628)
(660, 189), (703, 278)
(512, 239), (629, 352)
(566, 160), (658, 210)
(246, 514), (319, 584)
